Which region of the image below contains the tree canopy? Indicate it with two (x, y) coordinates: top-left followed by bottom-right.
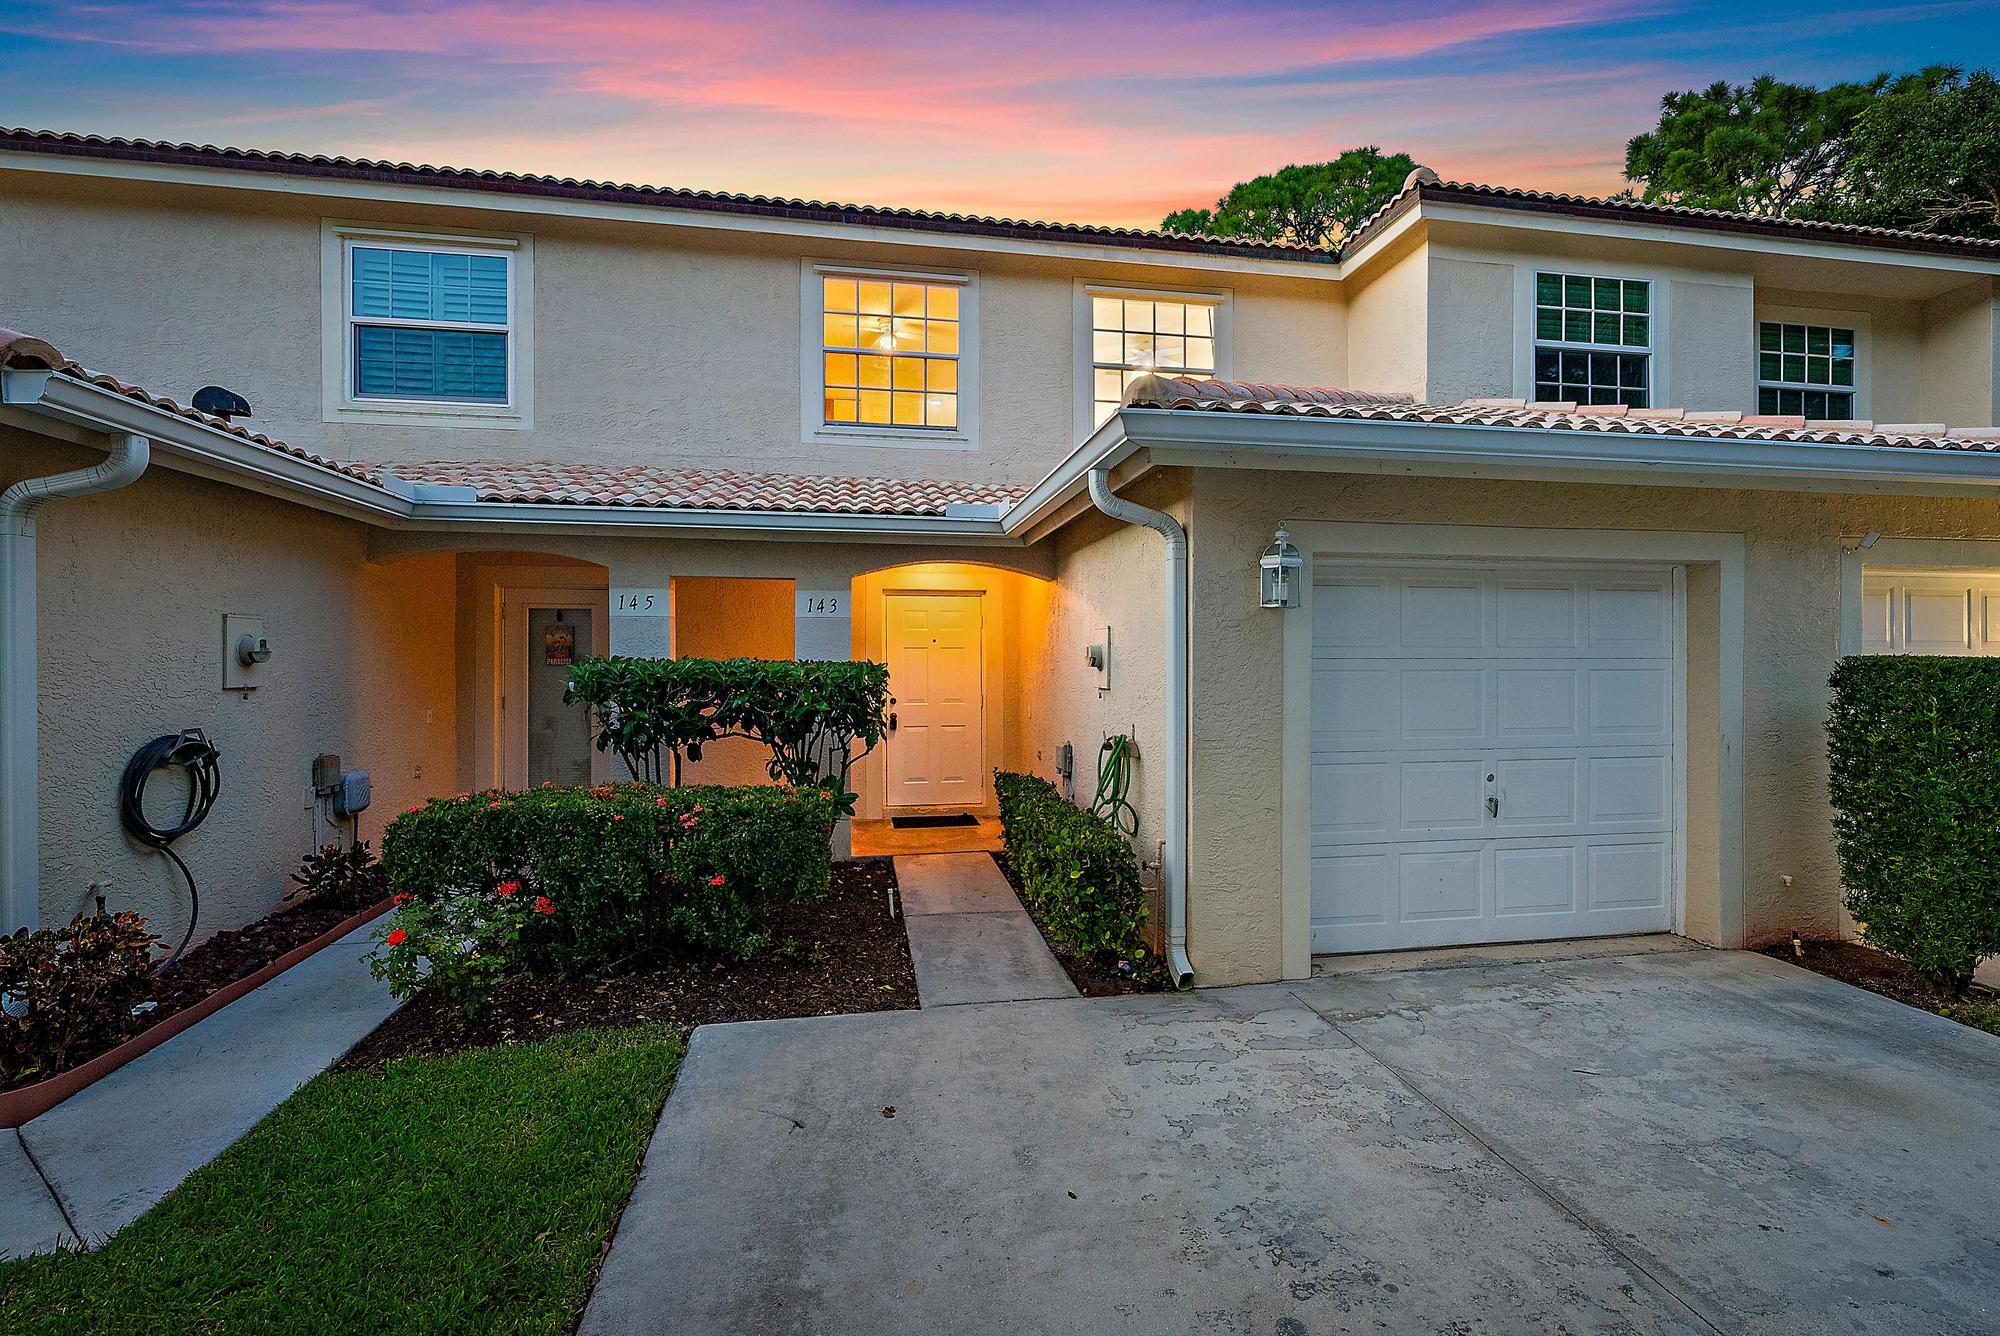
(1624, 66), (1998, 239)
(1159, 147), (1420, 249)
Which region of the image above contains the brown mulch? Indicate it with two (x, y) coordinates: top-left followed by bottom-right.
(1756, 936), (1996, 1018)
(3, 892), (383, 1094)
(990, 851), (1168, 997)
(333, 859), (917, 1071)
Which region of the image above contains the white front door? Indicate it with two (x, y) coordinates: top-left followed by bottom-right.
(1310, 564), (1679, 953)
(884, 592), (983, 807)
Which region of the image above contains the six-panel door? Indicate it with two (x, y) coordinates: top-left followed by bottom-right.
(883, 592), (984, 807)
(1309, 565), (1679, 953)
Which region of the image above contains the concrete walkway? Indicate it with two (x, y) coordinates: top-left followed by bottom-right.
(892, 853), (1076, 1007)
(0, 923), (399, 1258)
(583, 945), (2000, 1335)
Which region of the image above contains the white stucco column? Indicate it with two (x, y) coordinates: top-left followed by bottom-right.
(793, 585), (852, 661)
(609, 577), (673, 658)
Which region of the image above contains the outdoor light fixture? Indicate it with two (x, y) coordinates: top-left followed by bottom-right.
(1259, 527), (1302, 608)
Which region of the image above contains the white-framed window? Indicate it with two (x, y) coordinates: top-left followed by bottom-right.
(1532, 271), (1651, 407)
(801, 261), (977, 449)
(1074, 283), (1230, 440)
(321, 222), (533, 428)
(1757, 320), (1857, 419)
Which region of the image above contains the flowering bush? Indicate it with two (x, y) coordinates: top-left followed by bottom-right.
(366, 884), (545, 1014)
(1, 912), (159, 1085)
(375, 783), (838, 1009)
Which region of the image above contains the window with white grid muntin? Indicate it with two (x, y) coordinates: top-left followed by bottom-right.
(1533, 272), (1651, 408)
(1757, 321), (1856, 419)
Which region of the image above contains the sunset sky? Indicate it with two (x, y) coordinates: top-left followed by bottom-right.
(2, 1), (1991, 228)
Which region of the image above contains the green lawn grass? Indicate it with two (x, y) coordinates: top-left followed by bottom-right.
(0, 1025), (681, 1334)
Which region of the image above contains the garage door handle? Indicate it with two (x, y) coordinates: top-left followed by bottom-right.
(1486, 795), (1499, 817)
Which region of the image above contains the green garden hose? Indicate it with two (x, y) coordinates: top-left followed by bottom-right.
(1092, 734), (1139, 836)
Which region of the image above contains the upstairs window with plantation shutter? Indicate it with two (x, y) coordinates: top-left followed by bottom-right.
(346, 241), (514, 405)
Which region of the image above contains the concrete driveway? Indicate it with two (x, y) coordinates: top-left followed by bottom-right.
(583, 944), (2000, 1335)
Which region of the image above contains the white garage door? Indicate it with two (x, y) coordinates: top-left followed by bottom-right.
(1310, 564), (1680, 953)
(1860, 573), (2000, 655)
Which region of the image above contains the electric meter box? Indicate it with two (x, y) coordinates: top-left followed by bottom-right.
(332, 769), (372, 818)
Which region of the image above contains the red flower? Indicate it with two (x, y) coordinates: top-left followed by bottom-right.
(386, 927), (408, 947)
(392, 892), (412, 906)
(405, 805), (421, 814)
(495, 880), (520, 898)
(533, 896), (556, 916)
(488, 800), (504, 810)
(708, 875), (726, 887)
(655, 797), (669, 808)
(611, 813), (624, 822)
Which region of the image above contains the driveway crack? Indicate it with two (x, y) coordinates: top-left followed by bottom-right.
(1287, 989), (1728, 1336)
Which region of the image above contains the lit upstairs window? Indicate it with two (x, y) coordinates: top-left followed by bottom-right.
(1092, 295), (1218, 426)
(821, 275), (959, 429)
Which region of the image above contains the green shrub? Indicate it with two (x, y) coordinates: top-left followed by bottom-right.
(564, 657), (890, 809)
(289, 840), (386, 913)
(1, 912), (158, 1084)
(376, 784), (836, 1007)
(994, 770), (1150, 962)
(1827, 655), (2000, 993)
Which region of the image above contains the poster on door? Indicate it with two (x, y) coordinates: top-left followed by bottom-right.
(543, 620), (575, 666)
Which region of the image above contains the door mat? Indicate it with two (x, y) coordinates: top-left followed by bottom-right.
(889, 813), (980, 829)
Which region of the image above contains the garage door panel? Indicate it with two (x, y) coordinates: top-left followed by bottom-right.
(1314, 668), (1394, 745)
(1495, 667), (1579, 738)
(1586, 840), (1671, 911)
(1311, 563), (1677, 953)
(1586, 754), (1670, 824)
(1311, 762), (1391, 840)
(1588, 583), (1672, 651)
(1401, 668), (1485, 741)
(1903, 589), (1970, 651)
(1311, 852), (1390, 927)
(1398, 848), (1486, 922)
(1587, 667), (1669, 737)
(1493, 757), (1575, 825)
(1400, 760), (1486, 834)
(1494, 845), (1577, 915)
(1315, 579), (1390, 648)
(1400, 580), (1485, 646)
(1496, 580), (1581, 648)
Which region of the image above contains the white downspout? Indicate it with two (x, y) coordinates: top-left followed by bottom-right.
(1086, 464), (1194, 988)
(1, 432), (151, 933)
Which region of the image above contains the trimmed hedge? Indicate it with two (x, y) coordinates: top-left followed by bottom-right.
(994, 770), (1150, 962)
(1827, 655), (2000, 992)
(563, 657), (891, 804)
(382, 783), (837, 964)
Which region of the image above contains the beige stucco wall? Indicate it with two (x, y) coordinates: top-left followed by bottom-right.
(1920, 280), (2000, 427)
(1343, 235), (1428, 400)
(1186, 463), (2000, 986)
(1013, 475), (1181, 872)
(7, 424), (457, 941)
(0, 169), (1343, 490)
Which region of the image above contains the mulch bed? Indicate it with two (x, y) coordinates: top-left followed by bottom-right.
(334, 859), (917, 1071)
(991, 851), (1168, 997)
(1756, 936), (1997, 1021)
(2, 892), (380, 1095)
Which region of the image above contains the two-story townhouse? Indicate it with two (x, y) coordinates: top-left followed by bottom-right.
(5, 129), (2000, 987)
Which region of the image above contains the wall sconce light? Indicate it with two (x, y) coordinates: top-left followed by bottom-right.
(1260, 527), (1302, 608)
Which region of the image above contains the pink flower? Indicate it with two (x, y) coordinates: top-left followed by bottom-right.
(386, 927), (407, 947)
(656, 797), (669, 808)
(611, 813), (624, 822)
(405, 805), (421, 814)
(488, 800), (504, 810)
(533, 896), (556, 916)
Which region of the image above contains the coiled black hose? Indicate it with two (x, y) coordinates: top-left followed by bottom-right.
(118, 730), (222, 965)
